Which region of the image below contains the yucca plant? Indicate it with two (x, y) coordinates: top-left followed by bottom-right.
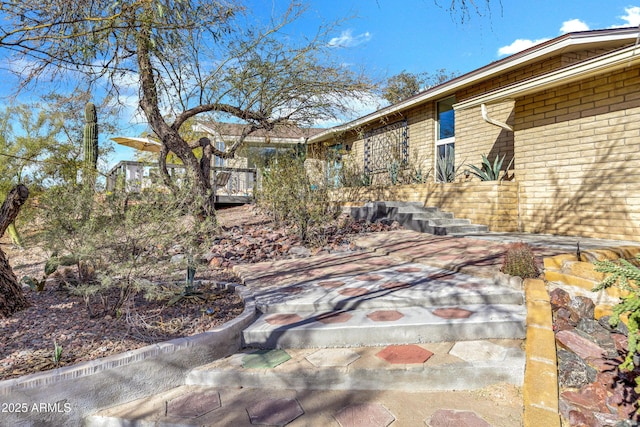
(466, 153), (514, 181)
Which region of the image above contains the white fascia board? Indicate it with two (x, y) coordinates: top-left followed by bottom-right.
(308, 29), (640, 144)
(193, 122), (305, 145)
(454, 44), (640, 110)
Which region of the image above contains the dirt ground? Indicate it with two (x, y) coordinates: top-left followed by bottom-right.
(1, 205), (399, 381)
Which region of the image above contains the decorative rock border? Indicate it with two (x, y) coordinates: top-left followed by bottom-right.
(0, 283), (257, 426)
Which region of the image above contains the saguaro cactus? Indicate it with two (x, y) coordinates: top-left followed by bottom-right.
(83, 102), (98, 171)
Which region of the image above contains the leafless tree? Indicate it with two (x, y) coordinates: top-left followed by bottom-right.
(0, 1), (373, 217)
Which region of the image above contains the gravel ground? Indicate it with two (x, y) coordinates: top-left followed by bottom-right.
(1, 205), (399, 381)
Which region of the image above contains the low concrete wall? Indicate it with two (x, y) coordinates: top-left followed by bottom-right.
(0, 284), (256, 427)
(332, 181), (519, 232)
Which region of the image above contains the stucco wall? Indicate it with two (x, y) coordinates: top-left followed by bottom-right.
(514, 65), (640, 241)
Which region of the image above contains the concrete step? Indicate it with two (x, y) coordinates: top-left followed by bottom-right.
(351, 201), (488, 236)
(89, 382), (523, 427)
(241, 304), (526, 349)
(426, 218), (472, 226)
(254, 274), (524, 314)
(187, 341), (525, 392)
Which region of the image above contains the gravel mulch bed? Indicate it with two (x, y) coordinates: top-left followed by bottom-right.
(1, 205), (400, 382)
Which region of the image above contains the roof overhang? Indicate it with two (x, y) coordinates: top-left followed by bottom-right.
(454, 43), (640, 110)
(308, 27), (640, 144)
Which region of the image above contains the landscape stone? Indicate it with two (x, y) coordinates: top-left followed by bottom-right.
(550, 288), (571, 309)
(554, 307), (578, 328)
(598, 316), (629, 335)
(556, 330), (606, 360)
(558, 350), (597, 388)
(594, 412), (622, 427)
(568, 296), (595, 320)
(575, 320), (618, 358)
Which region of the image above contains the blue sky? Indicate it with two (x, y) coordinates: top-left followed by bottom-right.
(2, 1), (640, 167)
(298, 0), (640, 82)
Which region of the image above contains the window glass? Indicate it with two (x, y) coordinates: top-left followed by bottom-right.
(438, 98), (455, 140)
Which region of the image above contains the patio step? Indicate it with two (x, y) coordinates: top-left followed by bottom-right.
(186, 342), (524, 392)
(351, 201), (488, 235)
(242, 261), (525, 349)
(242, 304), (526, 349)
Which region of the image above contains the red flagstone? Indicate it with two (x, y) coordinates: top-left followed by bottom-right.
(338, 288), (369, 297)
(355, 274), (384, 281)
(376, 345), (434, 364)
(395, 267), (422, 273)
(432, 307), (474, 319)
(246, 398), (304, 426)
(367, 310), (404, 322)
(166, 390), (221, 418)
(316, 280), (345, 289)
(265, 313), (303, 325)
(334, 403), (395, 427)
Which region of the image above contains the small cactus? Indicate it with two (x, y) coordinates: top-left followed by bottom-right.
(502, 242), (540, 279)
(83, 102), (98, 171)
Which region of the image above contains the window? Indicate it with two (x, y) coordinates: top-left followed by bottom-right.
(327, 144), (343, 187)
(436, 97), (455, 182)
(214, 140), (226, 167)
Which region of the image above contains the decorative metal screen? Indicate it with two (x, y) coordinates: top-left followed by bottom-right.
(364, 120), (409, 174)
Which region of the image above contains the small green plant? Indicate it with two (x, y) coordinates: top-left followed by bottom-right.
(52, 340), (63, 367)
(501, 242), (539, 278)
(387, 160), (401, 185)
(466, 153), (514, 181)
(592, 254), (640, 373)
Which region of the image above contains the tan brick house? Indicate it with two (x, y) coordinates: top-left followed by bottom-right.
(309, 27), (640, 242)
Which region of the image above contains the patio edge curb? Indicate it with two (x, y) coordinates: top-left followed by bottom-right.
(523, 278), (560, 427)
(0, 283), (257, 427)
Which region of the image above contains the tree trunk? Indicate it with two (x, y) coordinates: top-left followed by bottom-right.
(0, 184), (30, 318)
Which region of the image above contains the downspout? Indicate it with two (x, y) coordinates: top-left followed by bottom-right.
(481, 104), (513, 132)
(480, 103), (520, 230)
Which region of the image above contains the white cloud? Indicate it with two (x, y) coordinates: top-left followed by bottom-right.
(497, 38), (550, 56)
(613, 6), (640, 27)
(560, 19), (590, 34)
(328, 29), (372, 48)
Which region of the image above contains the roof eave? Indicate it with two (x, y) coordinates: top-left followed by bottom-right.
(308, 27), (640, 144)
(454, 43), (640, 110)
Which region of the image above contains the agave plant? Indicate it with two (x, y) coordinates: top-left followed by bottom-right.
(436, 145), (464, 183)
(466, 153), (514, 181)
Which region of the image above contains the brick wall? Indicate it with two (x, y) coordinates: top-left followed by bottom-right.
(455, 100), (515, 177)
(331, 181), (519, 232)
(514, 65), (640, 241)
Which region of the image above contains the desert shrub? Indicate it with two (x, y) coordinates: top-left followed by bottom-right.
(337, 155), (371, 188)
(593, 254), (640, 374)
(501, 242), (539, 278)
(37, 179), (217, 317)
(256, 152), (340, 243)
